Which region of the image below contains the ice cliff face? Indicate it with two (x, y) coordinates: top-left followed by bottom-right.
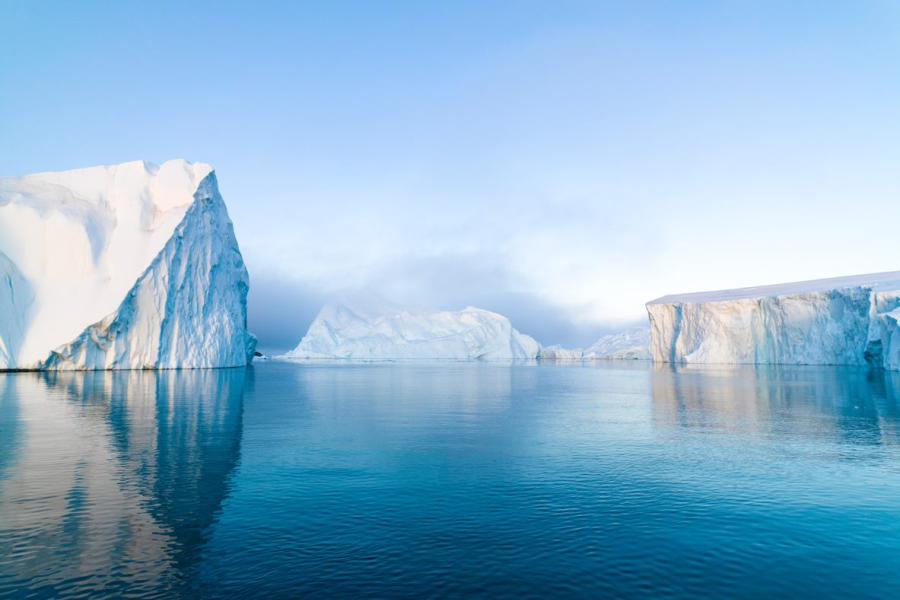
(281, 300), (540, 361)
(0, 160), (255, 370)
(539, 328), (650, 361)
(647, 271), (900, 369)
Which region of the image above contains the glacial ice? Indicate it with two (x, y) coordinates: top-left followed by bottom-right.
(538, 345), (586, 361)
(280, 299), (541, 361)
(0, 160), (256, 370)
(539, 328), (650, 361)
(282, 297), (653, 363)
(647, 271), (900, 369)
(583, 328), (650, 360)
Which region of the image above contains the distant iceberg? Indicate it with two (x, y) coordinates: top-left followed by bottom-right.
(538, 345), (586, 361)
(280, 299), (540, 361)
(583, 328), (650, 360)
(0, 160), (256, 370)
(647, 271), (900, 369)
(539, 328), (650, 361)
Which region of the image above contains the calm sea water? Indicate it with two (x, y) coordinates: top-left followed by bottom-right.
(3, 361), (900, 598)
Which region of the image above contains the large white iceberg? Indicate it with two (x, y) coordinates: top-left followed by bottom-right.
(0, 160), (256, 370)
(281, 299), (540, 361)
(539, 327), (650, 361)
(647, 271), (900, 369)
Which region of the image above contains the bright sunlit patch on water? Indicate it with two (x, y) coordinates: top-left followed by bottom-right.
(3, 362), (900, 598)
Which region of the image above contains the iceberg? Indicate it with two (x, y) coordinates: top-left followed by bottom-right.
(647, 271), (900, 369)
(539, 327), (650, 361)
(0, 160), (256, 370)
(583, 327), (650, 360)
(538, 345), (586, 361)
(280, 299), (540, 361)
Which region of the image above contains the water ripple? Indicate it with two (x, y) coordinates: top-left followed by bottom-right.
(2, 363), (900, 598)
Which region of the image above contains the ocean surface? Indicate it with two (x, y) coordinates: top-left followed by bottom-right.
(3, 360), (900, 598)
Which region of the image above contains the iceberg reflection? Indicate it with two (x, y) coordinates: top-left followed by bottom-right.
(650, 364), (900, 444)
(0, 368), (247, 597)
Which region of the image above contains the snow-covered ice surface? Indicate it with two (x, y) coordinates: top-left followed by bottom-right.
(0, 160), (256, 370)
(539, 328), (650, 361)
(647, 271), (900, 369)
(280, 299), (540, 361)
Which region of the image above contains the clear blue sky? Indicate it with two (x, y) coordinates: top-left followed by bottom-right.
(3, 1), (900, 347)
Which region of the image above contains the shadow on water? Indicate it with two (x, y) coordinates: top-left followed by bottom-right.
(650, 363), (900, 445)
(0, 367), (249, 598)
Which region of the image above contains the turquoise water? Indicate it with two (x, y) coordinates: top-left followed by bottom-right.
(3, 361), (900, 598)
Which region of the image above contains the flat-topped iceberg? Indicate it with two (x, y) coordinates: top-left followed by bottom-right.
(539, 327), (650, 361)
(0, 160), (256, 370)
(647, 271), (900, 369)
(281, 300), (540, 361)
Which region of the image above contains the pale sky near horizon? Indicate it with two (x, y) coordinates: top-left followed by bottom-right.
(3, 1), (900, 347)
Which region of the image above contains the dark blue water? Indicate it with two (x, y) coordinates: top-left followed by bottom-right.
(3, 362), (900, 598)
